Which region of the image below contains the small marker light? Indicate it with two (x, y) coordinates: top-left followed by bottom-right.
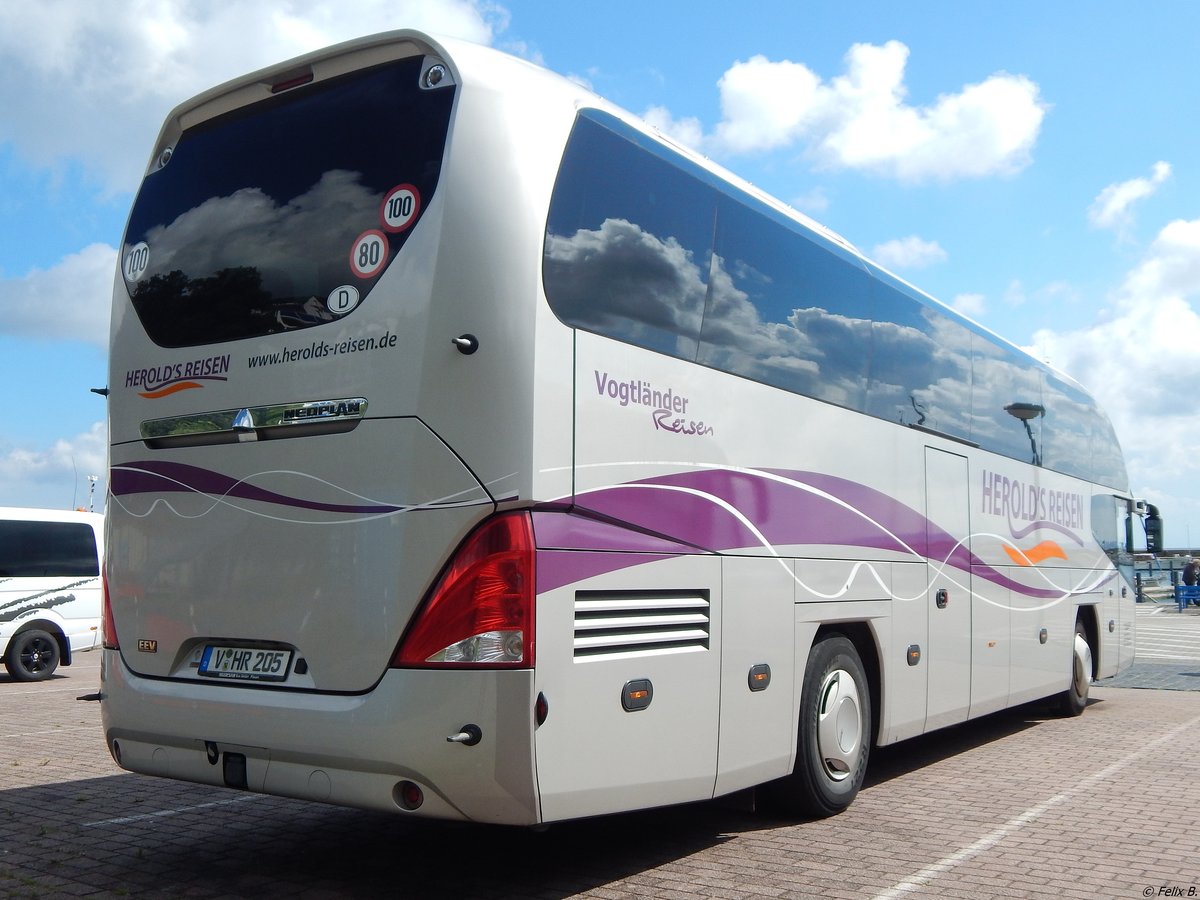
(748, 663), (771, 691)
(622, 679), (653, 711)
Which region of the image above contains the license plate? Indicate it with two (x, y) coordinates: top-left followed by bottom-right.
(199, 645), (292, 682)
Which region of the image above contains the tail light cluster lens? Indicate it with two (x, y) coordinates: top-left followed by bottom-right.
(393, 512), (535, 668)
(101, 570), (120, 650)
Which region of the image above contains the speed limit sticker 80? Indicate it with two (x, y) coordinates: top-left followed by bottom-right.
(349, 230), (389, 279)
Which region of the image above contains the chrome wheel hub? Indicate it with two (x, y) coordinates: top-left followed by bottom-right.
(1072, 632), (1092, 697)
(817, 668), (863, 782)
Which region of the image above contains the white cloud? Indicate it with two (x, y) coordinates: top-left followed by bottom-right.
(1088, 161), (1172, 233)
(499, 39), (545, 67)
(1120, 218), (1200, 309)
(1003, 279), (1028, 307)
(707, 41), (1046, 182)
(999, 278), (1078, 314)
(0, 243), (115, 346)
(871, 235), (947, 270)
(791, 187), (830, 215)
(1038, 280), (1081, 306)
(643, 105), (705, 151)
(0, 422), (107, 512)
(951, 293), (987, 318)
(1028, 217), (1200, 544)
(712, 55), (823, 154)
(0, 0), (503, 195)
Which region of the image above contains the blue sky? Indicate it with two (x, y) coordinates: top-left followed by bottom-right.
(2, 1), (1199, 546)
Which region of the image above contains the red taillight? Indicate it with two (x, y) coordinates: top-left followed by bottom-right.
(393, 512), (535, 668)
(101, 569), (119, 650)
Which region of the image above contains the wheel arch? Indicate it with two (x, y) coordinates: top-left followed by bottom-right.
(1075, 604), (1099, 680)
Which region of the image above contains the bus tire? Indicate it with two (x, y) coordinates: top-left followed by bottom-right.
(766, 634), (871, 818)
(5, 629), (61, 682)
(1057, 619), (1091, 717)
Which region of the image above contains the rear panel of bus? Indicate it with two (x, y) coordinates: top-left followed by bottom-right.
(102, 33), (579, 824)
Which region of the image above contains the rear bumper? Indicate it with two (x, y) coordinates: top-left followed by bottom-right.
(100, 650), (539, 824)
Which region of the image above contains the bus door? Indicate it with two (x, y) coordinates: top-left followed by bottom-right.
(924, 447), (972, 731)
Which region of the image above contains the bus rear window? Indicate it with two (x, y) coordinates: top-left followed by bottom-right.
(120, 56), (453, 348)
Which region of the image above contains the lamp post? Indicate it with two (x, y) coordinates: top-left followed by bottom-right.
(1004, 402), (1044, 466)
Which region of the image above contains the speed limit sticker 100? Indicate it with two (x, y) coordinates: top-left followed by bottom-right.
(381, 184), (421, 233)
(349, 230), (388, 279)
(124, 241), (150, 283)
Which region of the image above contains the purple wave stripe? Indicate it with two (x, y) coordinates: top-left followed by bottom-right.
(537, 549), (675, 595)
(1008, 517), (1085, 546)
(533, 510), (710, 593)
(570, 468), (1067, 600)
(655, 468), (925, 556)
(531, 510), (701, 554)
(111, 460), (407, 515)
(568, 485), (764, 555)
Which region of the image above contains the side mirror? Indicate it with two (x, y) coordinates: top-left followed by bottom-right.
(1144, 504), (1163, 553)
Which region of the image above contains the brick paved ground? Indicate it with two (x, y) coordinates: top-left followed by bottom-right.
(1, 648), (1197, 899)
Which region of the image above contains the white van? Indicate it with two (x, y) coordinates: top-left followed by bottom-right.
(0, 508), (104, 681)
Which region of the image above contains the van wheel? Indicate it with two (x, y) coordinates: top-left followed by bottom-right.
(5, 630), (60, 682)
(764, 634), (871, 818)
(1057, 620), (1091, 717)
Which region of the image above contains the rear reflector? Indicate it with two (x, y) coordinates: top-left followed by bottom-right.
(392, 512), (535, 668)
(101, 570), (119, 650)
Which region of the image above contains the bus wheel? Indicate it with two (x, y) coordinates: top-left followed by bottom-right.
(5, 629), (60, 682)
(766, 634), (871, 818)
(1057, 620), (1092, 717)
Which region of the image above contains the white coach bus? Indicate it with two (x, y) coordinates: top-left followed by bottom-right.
(102, 30), (1142, 823)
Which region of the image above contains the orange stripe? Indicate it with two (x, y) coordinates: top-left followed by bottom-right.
(139, 381), (203, 399)
(1004, 540), (1068, 567)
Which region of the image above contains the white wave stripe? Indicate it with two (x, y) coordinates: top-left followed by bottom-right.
(730, 469), (1110, 606)
(572, 462), (1110, 610)
(109, 464), (501, 525)
(572, 478), (922, 601)
(970, 528), (1117, 609)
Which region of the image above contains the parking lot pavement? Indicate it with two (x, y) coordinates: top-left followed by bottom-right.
(2, 651), (1198, 899)
(1101, 601), (1200, 690)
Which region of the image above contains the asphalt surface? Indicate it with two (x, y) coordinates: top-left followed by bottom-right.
(1102, 600), (1200, 690)
(0, 607), (1197, 899)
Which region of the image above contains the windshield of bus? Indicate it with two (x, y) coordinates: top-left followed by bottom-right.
(120, 55), (454, 348)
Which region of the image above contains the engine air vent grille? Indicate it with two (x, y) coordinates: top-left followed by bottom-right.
(573, 591), (710, 661)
